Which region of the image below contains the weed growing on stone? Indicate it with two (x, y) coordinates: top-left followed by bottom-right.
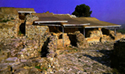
(74, 48), (78, 51)
(60, 52), (63, 55)
(0, 19), (10, 23)
(11, 17), (14, 20)
(42, 67), (47, 71)
(69, 46), (72, 48)
(35, 66), (41, 69)
(18, 30), (23, 35)
(38, 51), (41, 53)
(78, 56), (82, 58)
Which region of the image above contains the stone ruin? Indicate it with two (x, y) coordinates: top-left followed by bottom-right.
(0, 7), (125, 73)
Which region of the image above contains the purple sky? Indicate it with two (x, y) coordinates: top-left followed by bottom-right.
(0, 0), (125, 25)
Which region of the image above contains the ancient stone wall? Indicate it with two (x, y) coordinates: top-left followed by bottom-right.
(75, 31), (88, 48)
(0, 7), (18, 15)
(85, 28), (125, 43)
(68, 31), (88, 48)
(16, 8), (35, 12)
(46, 35), (60, 73)
(25, 15), (39, 25)
(0, 20), (21, 41)
(26, 24), (50, 49)
(112, 39), (125, 73)
(53, 33), (71, 47)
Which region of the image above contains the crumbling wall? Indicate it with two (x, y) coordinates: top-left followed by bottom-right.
(25, 15), (39, 25)
(86, 28), (102, 43)
(75, 31), (88, 48)
(0, 7), (18, 15)
(26, 24), (50, 49)
(0, 7), (21, 39)
(85, 28), (125, 43)
(68, 31), (88, 48)
(0, 26), (15, 41)
(16, 8), (35, 11)
(46, 35), (60, 73)
(0, 19), (21, 41)
(53, 33), (71, 47)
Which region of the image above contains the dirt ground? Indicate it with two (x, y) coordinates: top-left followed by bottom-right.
(54, 42), (119, 74)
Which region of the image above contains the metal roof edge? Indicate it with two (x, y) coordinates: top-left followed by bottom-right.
(85, 25), (121, 28)
(35, 20), (68, 23)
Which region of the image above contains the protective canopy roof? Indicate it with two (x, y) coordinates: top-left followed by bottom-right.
(34, 13), (121, 28)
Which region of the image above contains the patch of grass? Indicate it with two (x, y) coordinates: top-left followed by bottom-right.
(60, 52), (63, 55)
(18, 30), (23, 35)
(112, 68), (119, 74)
(11, 17), (14, 20)
(78, 56), (82, 58)
(42, 67), (47, 71)
(38, 51), (41, 53)
(117, 29), (125, 34)
(0, 19), (10, 23)
(0, 18), (2, 21)
(84, 70), (87, 72)
(69, 46), (72, 48)
(35, 66), (47, 71)
(73, 48), (78, 51)
(35, 66), (41, 69)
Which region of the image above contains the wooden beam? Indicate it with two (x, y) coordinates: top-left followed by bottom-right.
(85, 25), (121, 28)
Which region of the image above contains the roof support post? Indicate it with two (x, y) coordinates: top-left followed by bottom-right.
(114, 27), (117, 36)
(62, 26), (65, 47)
(30, 12), (31, 15)
(83, 28), (85, 37)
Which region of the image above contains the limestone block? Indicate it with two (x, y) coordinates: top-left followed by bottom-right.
(86, 30), (103, 38)
(6, 57), (19, 62)
(86, 37), (100, 43)
(75, 31), (88, 48)
(55, 33), (71, 47)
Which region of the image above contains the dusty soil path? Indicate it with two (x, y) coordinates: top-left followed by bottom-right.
(55, 42), (116, 74)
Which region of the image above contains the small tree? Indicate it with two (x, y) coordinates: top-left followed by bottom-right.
(72, 4), (92, 17)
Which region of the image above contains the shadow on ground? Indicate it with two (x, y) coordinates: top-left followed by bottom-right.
(84, 50), (113, 67)
(83, 49), (121, 73)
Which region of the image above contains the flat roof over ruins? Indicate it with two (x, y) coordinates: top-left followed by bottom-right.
(34, 13), (90, 27)
(34, 13), (121, 28)
(16, 8), (36, 13)
(75, 17), (121, 28)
